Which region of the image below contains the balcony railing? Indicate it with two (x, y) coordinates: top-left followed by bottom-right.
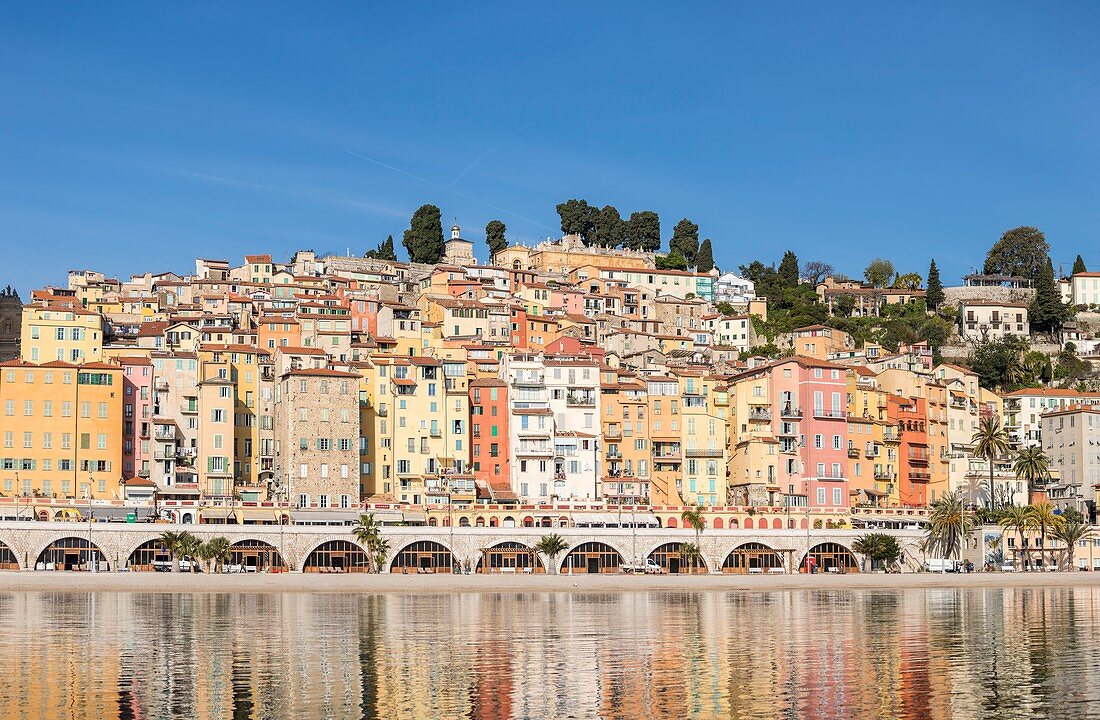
(847, 445), (860, 458)
(909, 470), (932, 482)
(566, 394), (596, 407)
(813, 409), (846, 419)
(748, 409), (772, 422)
(780, 406), (802, 419)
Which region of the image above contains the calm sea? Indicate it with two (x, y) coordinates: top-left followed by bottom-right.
(0, 587), (1097, 719)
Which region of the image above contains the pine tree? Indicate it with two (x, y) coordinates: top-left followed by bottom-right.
(926, 259), (944, 310)
(623, 211), (661, 252)
(593, 205), (624, 248)
(696, 239), (715, 273)
(485, 220), (508, 257)
(778, 251), (799, 287)
(1029, 256), (1071, 335)
(669, 218), (699, 268)
(402, 204), (445, 264)
(1073, 254), (1087, 275)
(365, 235), (397, 261)
(655, 249), (687, 270)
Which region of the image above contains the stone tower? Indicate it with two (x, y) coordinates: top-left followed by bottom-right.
(0, 286), (20, 361)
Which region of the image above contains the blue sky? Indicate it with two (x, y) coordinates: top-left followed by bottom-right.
(2, 3), (1099, 294)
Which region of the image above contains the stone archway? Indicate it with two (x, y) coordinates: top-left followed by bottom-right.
(0, 539), (18, 570)
(800, 542), (859, 574)
(127, 539), (171, 571)
(647, 542), (706, 574)
(390, 540), (456, 574)
(562, 541), (623, 574)
(723, 542), (784, 574)
(477, 541), (544, 574)
(229, 539), (285, 571)
(36, 537), (107, 571)
(303, 540), (370, 573)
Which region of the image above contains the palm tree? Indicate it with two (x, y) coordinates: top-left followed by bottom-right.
(178, 532), (201, 572)
(679, 542), (703, 574)
(1014, 446), (1049, 504)
(368, 535), (390, 574)
(204, 536), (231, 573)
(535, 533), (569, 575)
(680, 506), (705, 573)
(925, 490), (976, 561)
(972, 416), (1011, 509)
(1026, 502), (1064, 570)
(999, 505), (1031, 571)
(1053, 517), (1093, 571)
(853, 533), (901, 572)
(159, 530), (184, 573)
(352, 513), (383, 572)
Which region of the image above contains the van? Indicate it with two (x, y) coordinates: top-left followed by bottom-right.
(924, 558), (960, 573)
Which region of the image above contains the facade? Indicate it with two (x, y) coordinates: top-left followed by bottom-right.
(1041, 405), (1100, 518)
(958, 300), (1029, 341)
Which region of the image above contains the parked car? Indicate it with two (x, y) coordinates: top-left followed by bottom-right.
(1000, 562), (1016, 572)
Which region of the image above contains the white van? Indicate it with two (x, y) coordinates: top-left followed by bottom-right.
(924, 558), (960, 573)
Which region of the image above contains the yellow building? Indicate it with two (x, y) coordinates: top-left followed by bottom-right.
(21, 305), (105, 363)
(0, 360), (123, 500)
(358, 355), (472, 505)
(846, 367), (897, 506)
(677, 370), (728, 506)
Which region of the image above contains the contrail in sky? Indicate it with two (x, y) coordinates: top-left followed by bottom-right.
(449, 119), (535, 186)
(344, 149), (553, 231)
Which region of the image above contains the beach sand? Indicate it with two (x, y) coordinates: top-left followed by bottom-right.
(0, 570), (1094, 594)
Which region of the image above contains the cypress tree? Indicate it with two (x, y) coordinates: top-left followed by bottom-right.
(926, 259), (944, 310)
(485, 220), (508, 257)
(1073, 254), (1087, 275)
(696, 239), (715, 273)
(402, 205), (445, 264)
(669, 218), (700, 268)
(1029, 256), (1070, 335)
(778, 250), (799, 287)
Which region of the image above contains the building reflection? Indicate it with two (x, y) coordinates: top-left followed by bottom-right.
(1, 586), (1099, 718)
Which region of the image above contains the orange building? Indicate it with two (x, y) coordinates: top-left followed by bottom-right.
(888, 395), (931, 506)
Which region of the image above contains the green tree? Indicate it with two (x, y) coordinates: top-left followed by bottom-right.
(864, 258), (895, 288)
(680, 507), (705, 572)
(353, 513), (384, 574)
(834, 294), (856, 318)
(1014, 446), (1049, 502)
(159, 530), (184, 573)
(402, 204), (445, 264)
(853, 533), (902, 571)
(368, 535), (390, 573)
(485, 220), (508, 257)
(535, 533), (569, 575)
(1030, 256), (1072, 336)
(983, 226), (1050, 279)
(1073, 254), (1088, 275)
(679, 542), (703, 574)
(1053, 516), (1092, 570)
(778, 251), (800, 287)
(999, 506), (1032, 571)
(365, 235), (397, 261)
(972, 416), (1011, 509)
(892, 272), (922, 290)
(655, 249), (687, 270)
(669, 218), (699, 268)
(623, 210), (661, 252)
(1026, 502), (1064, 570)
(925, 490), (976, 561)
(593, 205), (624, 248)
(178, 532), (201, 573)
(556, 199), (599, 244)
(926, 259), (944, 310)
(696, 239), (715, 273)
(204, 536), (231, 573)
(971, 335), (1030, 390)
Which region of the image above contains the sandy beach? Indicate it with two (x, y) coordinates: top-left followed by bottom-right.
(1, 570), (1096, 594)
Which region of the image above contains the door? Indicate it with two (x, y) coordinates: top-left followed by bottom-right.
(587, 557), (599, 574)
(669, 557), (681, 574)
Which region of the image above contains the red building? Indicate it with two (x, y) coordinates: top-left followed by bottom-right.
(469, 378), (511, 499)
(888, 395), (931, 506)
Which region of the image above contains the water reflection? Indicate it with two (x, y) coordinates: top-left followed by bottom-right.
(1, 587), (1099, 718)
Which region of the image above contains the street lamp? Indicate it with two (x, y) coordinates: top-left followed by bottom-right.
(86, 474), (96, 572)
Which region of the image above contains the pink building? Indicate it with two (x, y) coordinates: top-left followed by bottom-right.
(119, 356), (154, 479)
(771, 357), (850, 510)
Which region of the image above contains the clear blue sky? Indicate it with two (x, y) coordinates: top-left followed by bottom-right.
(3, 3), (1099, 294)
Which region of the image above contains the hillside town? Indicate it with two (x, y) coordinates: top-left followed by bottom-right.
(0, 209), (1097, 542)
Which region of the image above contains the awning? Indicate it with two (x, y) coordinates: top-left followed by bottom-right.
(237, 508), (283, 524)
(90, 507), (155, 522)
(370, 510), (405, 525)
(864, 488), (889, 497)
(200, 508), (238, 522)
(402, 511), (427, 524)
(290, 510), (361, 525)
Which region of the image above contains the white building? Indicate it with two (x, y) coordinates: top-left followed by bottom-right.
(958, 300), (1029, 342)
(715, 273), (756, 306)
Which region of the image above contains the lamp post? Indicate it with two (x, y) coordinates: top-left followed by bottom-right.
(87, 474), (96, 572)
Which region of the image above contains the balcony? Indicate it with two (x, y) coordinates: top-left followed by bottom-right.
(685, 448), (723, 458)
(874, 468), (894, 481)
(180, 404), (198, 415)
(813, 409), (846, 420)
(566, 392), (596, 407)
(606, 450), (622, 460)
(605, 427), (622, 439)
(908, 451), (930, 465)
(780, 406), (802, 419)
(847, 445), (861, 458)
(779, 441), (798, 455)
(909, 470), (932, 482)
(747, 409), (772, 422)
